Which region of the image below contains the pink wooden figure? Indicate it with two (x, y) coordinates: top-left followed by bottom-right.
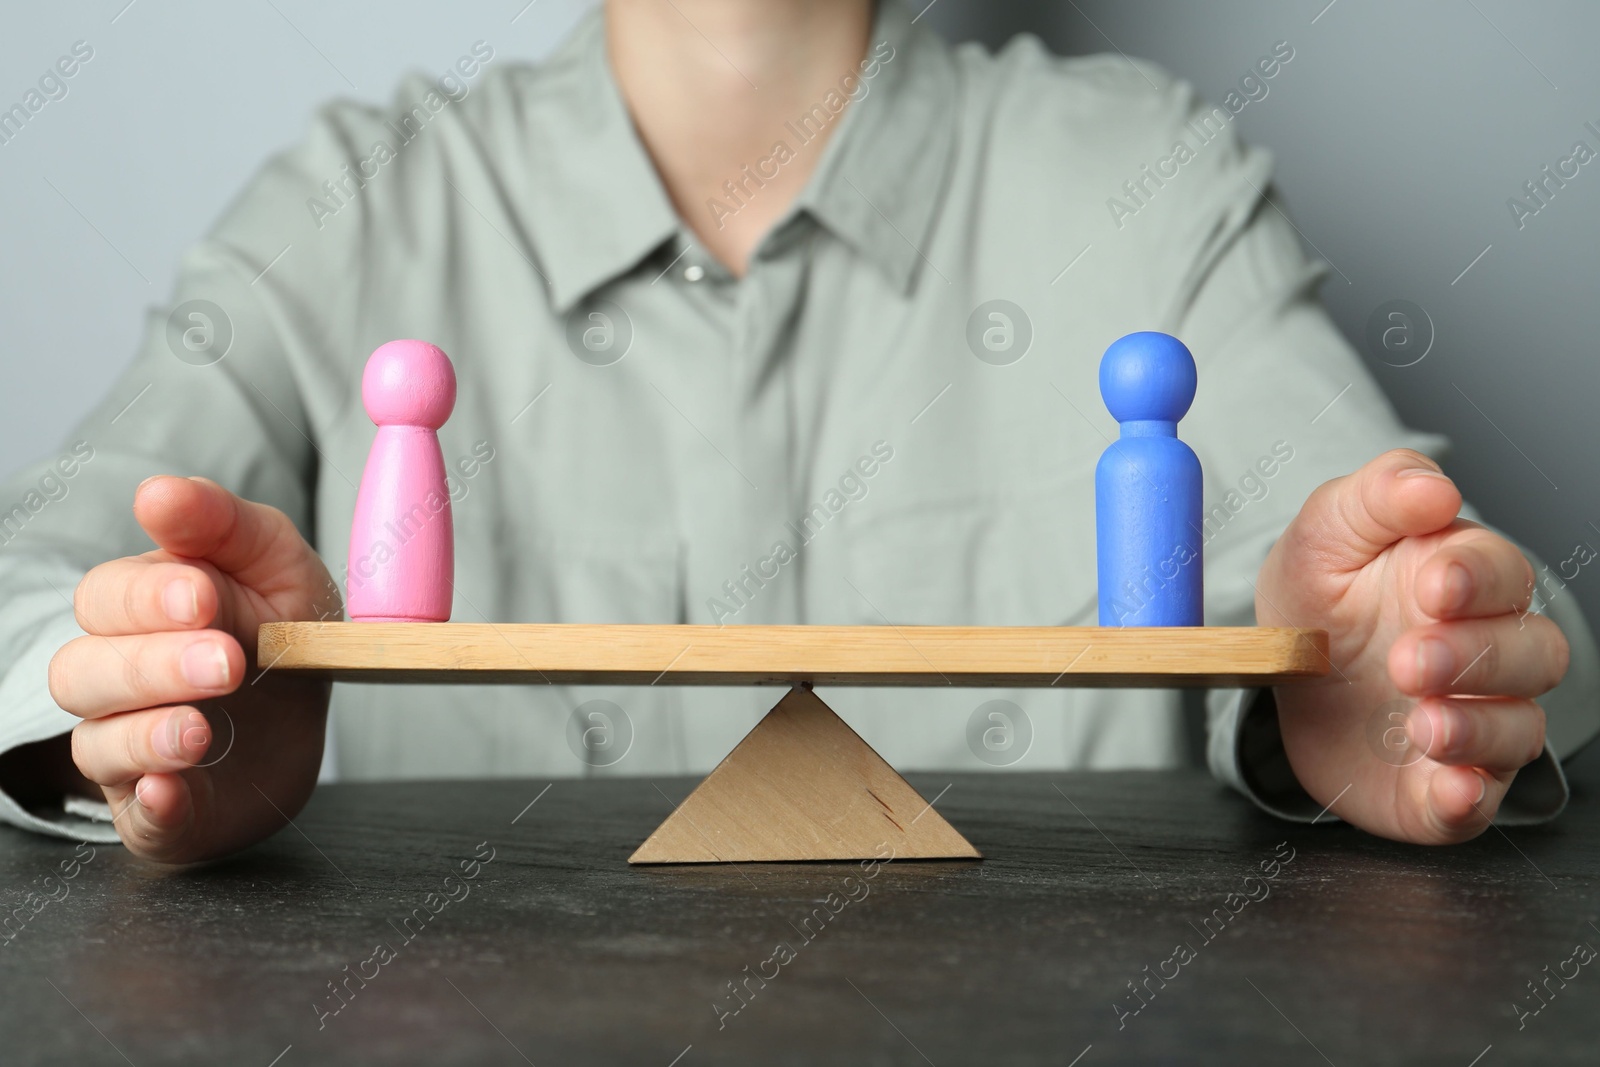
(346, 340), (456, 621)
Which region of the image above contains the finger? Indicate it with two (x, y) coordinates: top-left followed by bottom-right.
(73, 558), (221, 637)
(1388, 613), (1569, 698)
(1407, 697), (1545, 772)
(103, 774), (197, 860)
(1281, 449), (1462, 573)
(1422, 764), (1499, 840)
(133, 476), (331, 609)
(1415, 528), (1535, 621)
(49, 630), (243, 718)
(71, 707), (213, 786)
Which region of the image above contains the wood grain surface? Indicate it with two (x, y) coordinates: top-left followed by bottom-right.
(256, 622), (1330, 688)
(7, 761), (1597, 1065)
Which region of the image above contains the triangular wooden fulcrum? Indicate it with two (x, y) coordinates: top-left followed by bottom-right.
(630, 686), (981, 864)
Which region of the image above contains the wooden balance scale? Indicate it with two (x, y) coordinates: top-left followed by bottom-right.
(257, 622), (1329, 865)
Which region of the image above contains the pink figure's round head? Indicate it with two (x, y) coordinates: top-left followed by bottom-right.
(362, 340), (456, 428)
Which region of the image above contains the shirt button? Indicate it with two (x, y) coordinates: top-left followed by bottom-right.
(683, 264), (705, 282)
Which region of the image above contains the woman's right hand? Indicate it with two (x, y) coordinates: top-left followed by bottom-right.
(48, 475), (338, 863)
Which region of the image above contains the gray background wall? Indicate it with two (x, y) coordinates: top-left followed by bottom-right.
(3, 0), (1597, 626)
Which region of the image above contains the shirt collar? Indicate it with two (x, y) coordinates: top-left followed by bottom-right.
(793, 0), (957, 295)
(519, 1), (957, 312)
(517, 12), (680, 314)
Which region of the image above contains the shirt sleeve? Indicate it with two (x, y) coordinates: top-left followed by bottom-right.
(1124, 80), (1600, 822)
(0, 154), (337, 845)
(0, 69), (516, 839)
(0, 574), (120, 844)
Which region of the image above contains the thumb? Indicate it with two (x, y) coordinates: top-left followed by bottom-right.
(1281, 449), (1462, 574)
(132, 476), (336, 623)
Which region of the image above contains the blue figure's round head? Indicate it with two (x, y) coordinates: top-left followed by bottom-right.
(1098, 331), (1197, 424)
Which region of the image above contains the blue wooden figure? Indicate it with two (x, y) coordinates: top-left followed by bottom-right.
(1095, 331), (1203, 626)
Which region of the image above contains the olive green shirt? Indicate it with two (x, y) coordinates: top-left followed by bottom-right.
(2, 2), (1594, 842)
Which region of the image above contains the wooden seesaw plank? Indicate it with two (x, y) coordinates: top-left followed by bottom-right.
(255, 623), (1329, 687)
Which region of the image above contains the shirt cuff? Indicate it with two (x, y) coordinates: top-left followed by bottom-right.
(0, 610), (122, 845)
(1206, 687), (1570, 826)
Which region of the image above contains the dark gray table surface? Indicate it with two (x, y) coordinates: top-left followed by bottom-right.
(3, 752), (1598, 1066)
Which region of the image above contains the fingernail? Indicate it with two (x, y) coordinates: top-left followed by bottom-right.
(131, 776), (181, 828)
(1437, 703), (1464, 755)
(162, 578), (198, 624)
(1444, 563), (1472, 613)
(155, 710), (208, 761)
(1397, 466), (1451, 481)
(180, 641), (231, 689)
(1416, 637), (1454, 689)
(179, 711), (209, 756)
(1473, 774), (1487, 805)
(153, 713), (182, 760)
(136, 475), (159, 493)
